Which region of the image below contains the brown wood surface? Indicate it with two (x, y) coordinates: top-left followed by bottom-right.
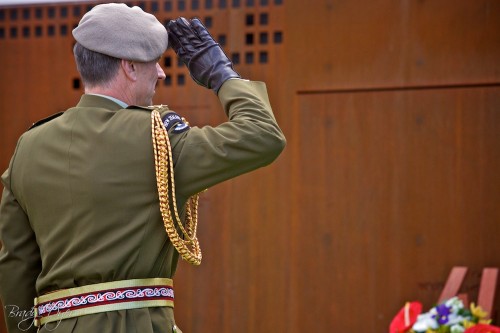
(1, 1), (499, 332)
(285, 86), (500, 331)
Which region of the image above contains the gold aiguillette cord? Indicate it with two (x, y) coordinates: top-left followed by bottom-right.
(151, 109), (202, 265)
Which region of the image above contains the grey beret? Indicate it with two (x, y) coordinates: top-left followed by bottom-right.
(73, 3), (168, 62)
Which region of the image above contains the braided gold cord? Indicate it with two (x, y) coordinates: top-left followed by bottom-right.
(151, 109), (202, 265)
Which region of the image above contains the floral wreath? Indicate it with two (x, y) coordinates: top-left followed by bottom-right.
(390, 297), (500, 333)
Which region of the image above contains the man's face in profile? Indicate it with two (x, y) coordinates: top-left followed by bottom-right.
(134, 61), (166, 106)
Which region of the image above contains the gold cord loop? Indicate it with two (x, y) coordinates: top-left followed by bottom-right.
(151, 109), (202, 265)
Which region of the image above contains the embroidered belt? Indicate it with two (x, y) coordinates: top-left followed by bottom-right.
(34, 278), (174, 327)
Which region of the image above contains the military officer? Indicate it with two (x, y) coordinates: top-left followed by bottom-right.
(0, 3), (285, 333)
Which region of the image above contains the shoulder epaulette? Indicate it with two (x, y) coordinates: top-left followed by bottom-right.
(125, 105), (153, 111)
(28, 111), (64, 130)
(126, 104), (170, 112)
(126, 105), (189, 133)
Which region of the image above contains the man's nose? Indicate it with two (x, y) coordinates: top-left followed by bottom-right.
(156, 63), (166, 80)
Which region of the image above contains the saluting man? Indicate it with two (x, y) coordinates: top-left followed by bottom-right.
(0, 3), (285, 333)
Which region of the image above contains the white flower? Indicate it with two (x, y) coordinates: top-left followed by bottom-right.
(447, 313), (466, 326)
(445, 297), (465, 313)
(412, 312), (438, 332)
(450, 323), (466, 333)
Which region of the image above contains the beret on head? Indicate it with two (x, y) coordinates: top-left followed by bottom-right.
(73, 3), (168, 62)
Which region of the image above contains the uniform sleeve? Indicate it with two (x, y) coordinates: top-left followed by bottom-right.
(170, 79), (286, 197)
(0, 140), (41, 333)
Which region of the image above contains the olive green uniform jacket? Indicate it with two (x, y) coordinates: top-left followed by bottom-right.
(0, 79), (286, 333)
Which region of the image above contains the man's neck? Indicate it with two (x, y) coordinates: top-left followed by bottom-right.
(85, 83), (134, 106)
(86, 93), (128, 108)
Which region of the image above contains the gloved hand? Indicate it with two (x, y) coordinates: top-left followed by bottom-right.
(167, 17), (240, 94)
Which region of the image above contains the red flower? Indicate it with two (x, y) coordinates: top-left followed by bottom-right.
(389, 302), (423, 333)
(465, 324), (500, 333)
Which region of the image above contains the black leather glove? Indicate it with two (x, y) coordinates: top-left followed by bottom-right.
(167, 17), (240, 94)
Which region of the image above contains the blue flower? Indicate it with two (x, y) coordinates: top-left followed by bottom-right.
(434, 303), (452, 325)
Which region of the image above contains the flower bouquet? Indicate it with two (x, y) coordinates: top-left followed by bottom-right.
(390, 297), (500, 333)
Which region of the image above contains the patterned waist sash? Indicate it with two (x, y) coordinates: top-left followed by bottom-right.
(34, 278), (174, 327)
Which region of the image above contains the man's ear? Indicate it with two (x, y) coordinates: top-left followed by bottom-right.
(121, 60), (137, 81)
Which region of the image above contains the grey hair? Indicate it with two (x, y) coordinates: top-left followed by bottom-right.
(73, 42), (121, 88)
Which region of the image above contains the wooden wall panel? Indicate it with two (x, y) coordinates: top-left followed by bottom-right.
(174, 162), (292, 332)
(287, 86), (500, 332)
(0, 36), (81, 166)
(283, 0), (500, 91)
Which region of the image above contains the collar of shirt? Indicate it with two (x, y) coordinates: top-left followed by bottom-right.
(87, 93), (128, 108)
